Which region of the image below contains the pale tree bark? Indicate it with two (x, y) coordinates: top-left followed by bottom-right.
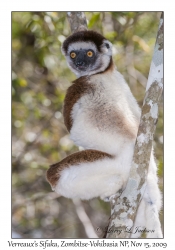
(67, 12), (87, 33)
(106, 12), (163, 238)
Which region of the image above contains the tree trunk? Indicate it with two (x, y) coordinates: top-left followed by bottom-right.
(106, 12), (163, 238)
(67, 12), (87, 33)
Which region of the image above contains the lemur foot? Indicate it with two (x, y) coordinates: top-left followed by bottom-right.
(102, 189), (123, 202)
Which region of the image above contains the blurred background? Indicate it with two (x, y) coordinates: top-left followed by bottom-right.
(12, 11), (163, 238)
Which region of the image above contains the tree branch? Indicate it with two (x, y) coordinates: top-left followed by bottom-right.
(67, 12), (87, 33)
(106, 12), (163, 238)
(73, 199), (98, 238)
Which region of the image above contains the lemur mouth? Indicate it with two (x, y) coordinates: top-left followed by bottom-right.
(77, 65), (87, 71)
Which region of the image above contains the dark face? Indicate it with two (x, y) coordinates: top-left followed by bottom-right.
(69, 49), (96, 72)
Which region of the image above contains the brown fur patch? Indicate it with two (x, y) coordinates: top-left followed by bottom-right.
(98, 58), (115, 75)
(63, 76), (94, 132)
(46, 149), (113, 188)
(88, 105), (138, 139)
(104, 58), (115, 73)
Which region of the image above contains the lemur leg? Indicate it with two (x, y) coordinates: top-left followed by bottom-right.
(46, 149), (123, 200)
(143, 167), (162, 238)
(145, 200), (163, 238)
(103, 188), (123, 202)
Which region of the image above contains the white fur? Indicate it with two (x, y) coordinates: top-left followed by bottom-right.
(67, 41), (98, 54)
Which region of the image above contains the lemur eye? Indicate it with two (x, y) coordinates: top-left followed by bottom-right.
(70, 52), (76, 59)
(87, 51), (93, 57)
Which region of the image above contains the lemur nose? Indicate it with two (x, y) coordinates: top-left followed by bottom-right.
(76, 61), (84, 66)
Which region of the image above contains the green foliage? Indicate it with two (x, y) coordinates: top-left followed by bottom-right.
(12, 12), (163, 238)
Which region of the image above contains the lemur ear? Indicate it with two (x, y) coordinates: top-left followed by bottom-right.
(100, 40), (112, 55)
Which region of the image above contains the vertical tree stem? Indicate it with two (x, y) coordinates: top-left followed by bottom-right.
(67, 12), (87, 33)
(106, 12), (163, 238)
